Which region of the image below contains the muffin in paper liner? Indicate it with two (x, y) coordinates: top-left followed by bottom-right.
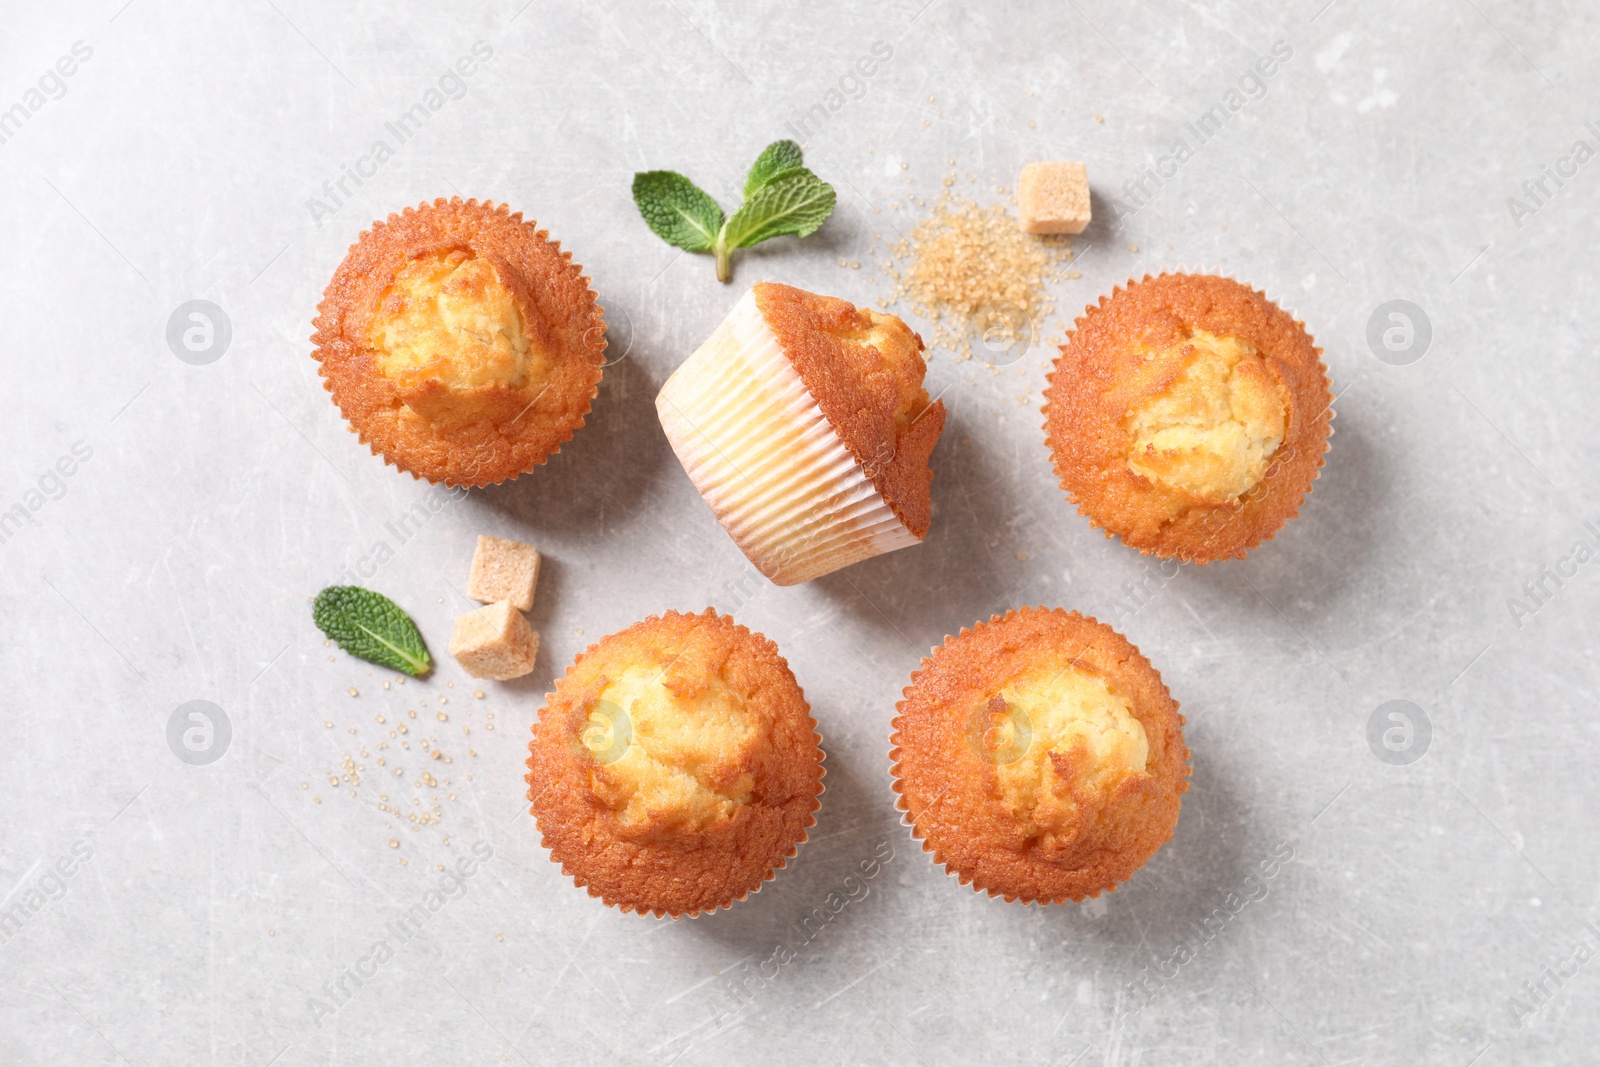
(1042, 271), (1332, 563)
(657, 282), (946, 586)
(526, 609), (824, 919)
(890, 607), (1189, 904)
(312, 197), (606, 487)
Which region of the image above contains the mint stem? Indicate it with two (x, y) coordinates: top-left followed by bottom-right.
(714, 228), (732, 283)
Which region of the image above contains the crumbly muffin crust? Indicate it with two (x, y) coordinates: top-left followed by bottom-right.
(753, 282), (945, 539)
(891, 608), (1189, 903)
(527, 610), (823, 918)
(1042, 273), (1331, 562)
(312, 197), (606, 487)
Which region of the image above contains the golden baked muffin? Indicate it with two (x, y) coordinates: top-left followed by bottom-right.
(312, 197), (606, 486)
(891, 608), (1188, 903)
(526, 609), (824, 917)
(656, 282), (946, 585)
(1043, 273), (1331, 562)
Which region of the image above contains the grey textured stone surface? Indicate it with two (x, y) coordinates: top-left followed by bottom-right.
(2, 1), (1597, 1064)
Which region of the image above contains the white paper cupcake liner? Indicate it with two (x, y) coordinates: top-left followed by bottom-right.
(657, 289), (919, 586)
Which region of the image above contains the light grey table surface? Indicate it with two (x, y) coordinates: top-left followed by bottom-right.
(3, 1), (1597, 1064)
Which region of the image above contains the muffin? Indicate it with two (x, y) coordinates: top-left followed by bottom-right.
(312, 197), (606, 486)
(526, 609), (824, 917)
(656, 282), (946, 585)
(1042, 273), (1331, 562)
(890, 608), (1188, 903)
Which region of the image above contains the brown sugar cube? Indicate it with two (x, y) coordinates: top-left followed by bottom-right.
(449, 601), (539, 681)
(1017, 161), (1091, 235)
(468, 535), (541, 612)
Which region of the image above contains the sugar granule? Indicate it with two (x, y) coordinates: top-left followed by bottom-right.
(885, 184), (1073, 361)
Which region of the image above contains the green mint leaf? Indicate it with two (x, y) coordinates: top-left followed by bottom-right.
(723, 169), (837, 250)
(631, 171), (724, 253)
(313, 586), (432, 677)
(743, 140), (805, 199)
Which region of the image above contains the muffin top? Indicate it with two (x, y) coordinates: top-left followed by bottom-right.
(1043, 273), (1331, 562)
(368, 249), (540, 398)
(891, 608), (1188, 903)
(527, 610), (823, 918)
(753, 281), (946, 539)
(312, 198), (606, 487)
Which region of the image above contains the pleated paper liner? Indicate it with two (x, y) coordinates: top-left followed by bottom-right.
(657, 288), (919, 586)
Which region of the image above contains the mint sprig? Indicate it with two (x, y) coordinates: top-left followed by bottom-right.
(313, 586), (432, 677)
(632, 139), (837, 283)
